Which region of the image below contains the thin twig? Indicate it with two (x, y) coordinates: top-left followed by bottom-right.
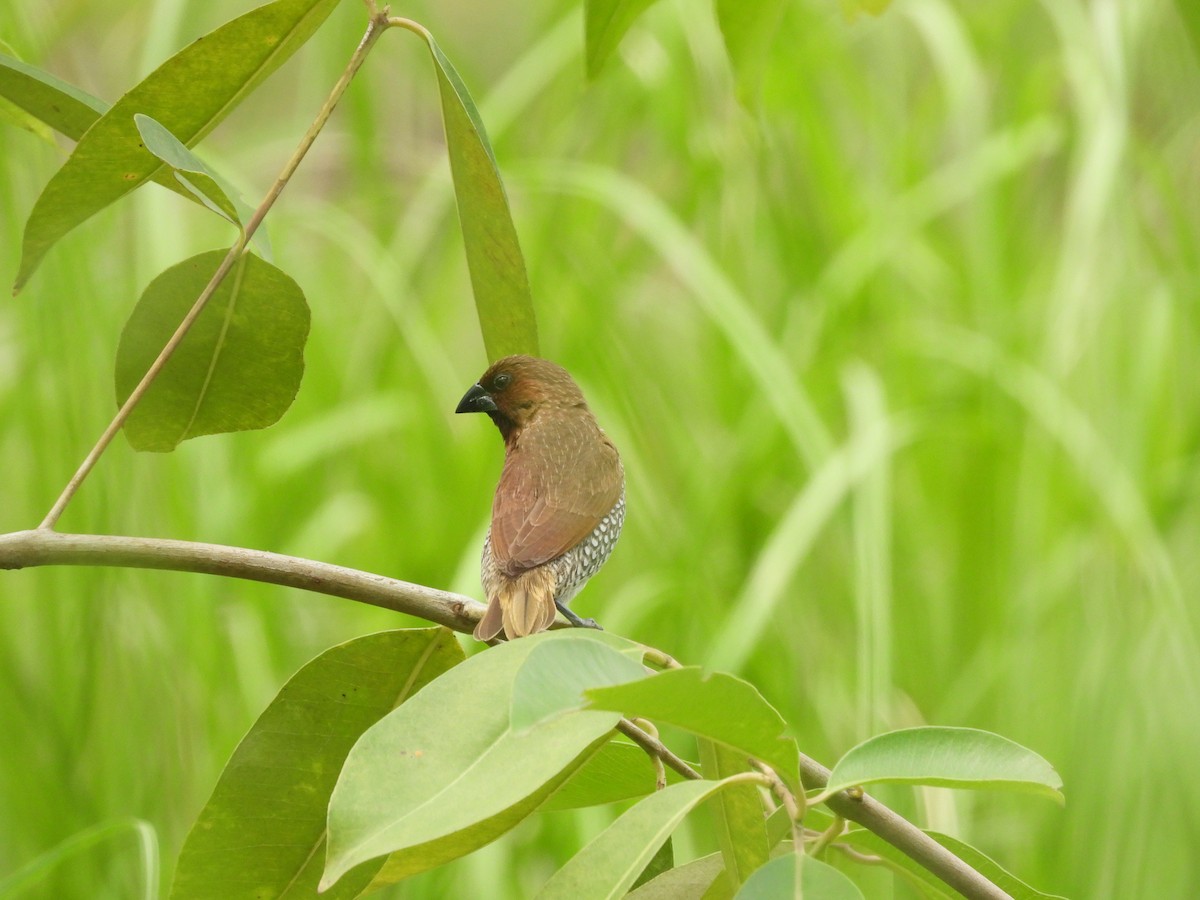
(616, 718), (701, 782)
(38, 10), (392, 532)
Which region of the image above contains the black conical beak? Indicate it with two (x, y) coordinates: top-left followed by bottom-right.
(456, 382), (498, 414)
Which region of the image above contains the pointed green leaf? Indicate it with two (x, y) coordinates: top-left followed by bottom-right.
(412, 28), (539, 361)
(714, 0), (788, 105)
(541, 740), (688, 811)
(536, 778), (746, 900)
(734, 853), (864, 900)
(626, 852), (724, 900)
(824, 726), (1064, 802)
(134, 114), (241, 224)
(698, 740), (769, 889)
(323, 631), (622, 892)
(0, 50), (106, 141)
(115, 249), (310, 452)
(586, 667), (802, 792)
(14, 0), (339, 292)
(584, 0), (663, 78)
(169, 628), (464, 900)
(512, 632), (647, 730)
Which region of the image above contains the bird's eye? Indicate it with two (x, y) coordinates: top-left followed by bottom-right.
(493, 373), (512, 390)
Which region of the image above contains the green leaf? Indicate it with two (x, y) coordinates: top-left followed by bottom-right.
(132, 114), (271, 258)
(169, 628), (464, 900)
(584, 0), (663, 78)
(0, 55), (269, 236)
(0, 50), (106, 142)
(626, 852), (724, 900)
(843, 829), (1068, 900)
(734, 853), (864, 900)
(698, 740), (769, 889)
(322, 631), (623, 892)
(410, 27), (538, 361)
(714, 0), (788, 105)
(823, 726), (1064, 802)
(632, 837), (675, 890)
(134, 114), (241, 225)
(115, 249), (310, 452)
(511, 632), (647, 730)
(541, 739), (687, 811)
(585, 667), (802, 792)
(536, 777), (746, 900)
(14, 0), (339, 292)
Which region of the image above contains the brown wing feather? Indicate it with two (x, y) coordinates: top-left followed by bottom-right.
(490, 409), (622, 574)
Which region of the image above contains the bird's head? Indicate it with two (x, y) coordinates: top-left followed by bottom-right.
(455, 355), (587, 440)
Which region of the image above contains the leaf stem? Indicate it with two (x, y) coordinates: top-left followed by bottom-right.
(37, 8), (392, 532)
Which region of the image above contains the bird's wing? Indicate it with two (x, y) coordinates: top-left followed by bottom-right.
(490, 412), (623, 574)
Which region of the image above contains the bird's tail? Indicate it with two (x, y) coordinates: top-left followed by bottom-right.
(474, 567), (558, 641)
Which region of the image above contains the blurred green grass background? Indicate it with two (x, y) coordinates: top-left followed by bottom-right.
(2, 0), (1199, 896)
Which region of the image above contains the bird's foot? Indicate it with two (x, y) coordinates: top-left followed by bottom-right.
(556, 601), (603, 631)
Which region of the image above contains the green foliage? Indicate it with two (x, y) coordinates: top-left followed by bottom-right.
(734, 853), (864, 900)
(169, 628), (463, 900)
(0, 50), (105, 140)
(114, 250), (310, 452)
(409, 24), (540, 362)
(2, 0), (1198, 897)
(844, 829), (1068, 900)
(13, 0), (339, 292)
(535, 778), (737, 900)
(539, 740), (688, 811)
(697, 740), (769, 890)
(586, 667), (802, 792)
(823, 725), (1064, 802)
(322, 631), (628, 890)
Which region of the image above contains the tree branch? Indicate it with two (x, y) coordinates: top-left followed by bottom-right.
(0, 527), (1009, 899)
(0, 529), (485, 633)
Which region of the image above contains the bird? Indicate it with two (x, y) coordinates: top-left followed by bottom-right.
(455, 355), (625, 641)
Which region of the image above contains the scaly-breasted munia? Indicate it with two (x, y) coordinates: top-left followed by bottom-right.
(456, 355), (625, 641)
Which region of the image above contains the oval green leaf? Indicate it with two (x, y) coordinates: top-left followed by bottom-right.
(169, 628), (464, 900)
(412, 27), (539, 361)
(115, 249), (310, 452)
(733, 853), (865, 900)
(585, 667), (802, 793)
(14, 0), (338, 292)
(322, 631), (623, 892)
(824, 726), (1064, 803)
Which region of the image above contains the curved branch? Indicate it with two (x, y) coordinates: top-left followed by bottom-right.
(0, 529), (486, 633)
(0, 527), (1009, 899)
